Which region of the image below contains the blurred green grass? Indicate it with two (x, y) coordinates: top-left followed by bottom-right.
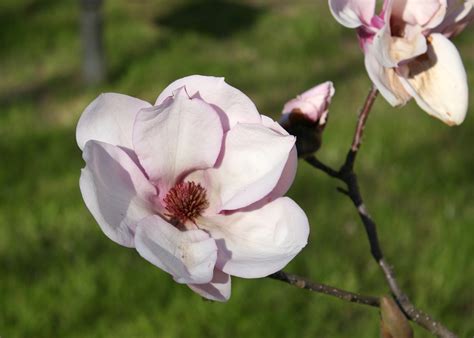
(0, 0), (473, 337)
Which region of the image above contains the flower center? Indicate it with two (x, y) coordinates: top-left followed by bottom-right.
(163, 181), (209, 225)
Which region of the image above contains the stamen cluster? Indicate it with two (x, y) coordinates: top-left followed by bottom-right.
(164, 181), (209, 224)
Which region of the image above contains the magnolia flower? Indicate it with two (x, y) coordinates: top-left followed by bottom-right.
(280, 81), (335, 156)
(329, 0), (473, 125)
(76, 75), (309, 301)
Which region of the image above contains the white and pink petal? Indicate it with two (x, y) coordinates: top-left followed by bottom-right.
(282, 81), (335, 123)
(80, 140), (156, 247)
(155, 75), (261, 130)
(434, 0), (474, 38)
(237, 146), (298, 212)
(199, 197), (309, 279)
(391, 0), (447, 28)
(135, 215), (218, 284)
(260, 115), (290, 135)
(329, 0), (376, 28)
(188, 269), (231, 302)
(76, 93), (151, 151)
(259, 146), (298, 204)
(133, 88), (223, 194)
(206, 123), (296, 211)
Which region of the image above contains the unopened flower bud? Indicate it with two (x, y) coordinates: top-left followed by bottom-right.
(380, 296), (413, 338)
(279, 81), (335, 157)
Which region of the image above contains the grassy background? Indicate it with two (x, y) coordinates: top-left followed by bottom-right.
(0, 0), (473, 337)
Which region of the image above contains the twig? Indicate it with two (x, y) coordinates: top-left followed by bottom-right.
(351, 85), (378, 152)
(305, 85), (457, 338)
(268, 271), (380, 308)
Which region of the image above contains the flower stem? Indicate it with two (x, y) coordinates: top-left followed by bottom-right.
(351, 84), (378, 153)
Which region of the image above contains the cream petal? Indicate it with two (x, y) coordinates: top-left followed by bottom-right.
(398, 33), (468, 125)
(389, 25), (428, 64)
(372, 18), (427, 67)
(364, 44), (412, 106)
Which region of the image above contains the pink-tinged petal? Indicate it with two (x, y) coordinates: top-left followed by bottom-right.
(80, 141), (156, 248)
(260, 116), (297, 198)
(135, 215), (217, 284)
(371, 4), (400, 67)
(261, 115), (290, 135)
(183, 134), (293, 215)
(365, 44), (397, 102)
(364, 44), (412, 106)
(283, 99), (317, 117)
(371, 20), (395, 67)
(183, 169), (220, 215)
(398, 33), (468, 126)
(155, 75), (261, 130)
(263, 146), (298, 202)
(199, 197), (309, 278)
(282, 81), (335, 124)
(185, 144), (295, 214)
(357, 25), (378, 50)
(133, 88), (223, 193)
(434, 0), (474, 38)
(188, 269), (231, 302)
(250, 117), (297, 202)
(236, 146), (298, 212)
(76, 93), (151, 151)
(329, 0), (376, 28)
(207, 123), (296, 211)
(391, 0), (447, 28)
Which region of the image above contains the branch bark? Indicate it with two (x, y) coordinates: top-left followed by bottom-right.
(305, 85), (457, 338)
(268, 270), (380, 308)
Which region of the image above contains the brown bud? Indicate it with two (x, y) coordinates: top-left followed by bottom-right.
(380, 296), (413, 338)
(279, 81), (334, 157)
(279, 110), (326, 157)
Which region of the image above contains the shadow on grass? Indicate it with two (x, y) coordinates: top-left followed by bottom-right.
(0, 128), (81, 198)
(0, 0), (76, 57)
(0, 72), (82, 107)
(155, 0), (265, 39)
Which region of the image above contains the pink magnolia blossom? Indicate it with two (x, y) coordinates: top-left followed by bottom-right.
(280, 81), (335, 155)
(329, 0), (473, 125)
(282, 81), (335, 125)
(76, 75), (309, 301)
